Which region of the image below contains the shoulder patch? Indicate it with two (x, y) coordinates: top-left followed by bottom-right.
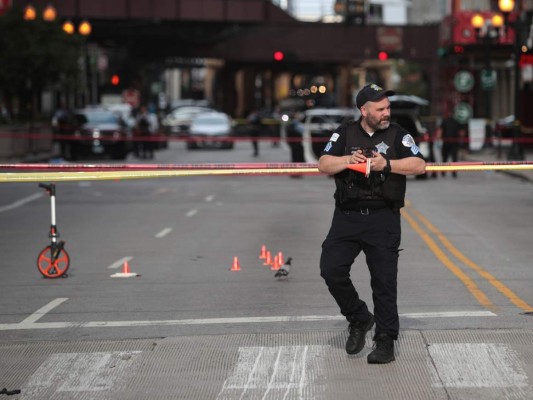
(329, 133), (340, 142)
(402, 134), (415, 148)
(324, 142), (332, 152)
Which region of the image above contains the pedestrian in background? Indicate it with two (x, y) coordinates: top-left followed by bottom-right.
(247, 108), (262, 157)
(286, 111), (305, 178)
(287, 112), (305, 162)
(135, 105), (158, 159)
(435, 112), (465, 178)
(318, 83), (425, 364)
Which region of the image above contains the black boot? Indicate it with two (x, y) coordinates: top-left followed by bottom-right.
(367, 333), (395, 364)
(345, 313), (374, 355)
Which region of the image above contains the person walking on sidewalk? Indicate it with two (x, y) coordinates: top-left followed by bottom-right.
(318, 83), (426, 364)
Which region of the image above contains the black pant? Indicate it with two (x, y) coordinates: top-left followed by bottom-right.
(442, 143), (459, 177)
(289, 141), (305, 162)
(320, 207), (401, 339)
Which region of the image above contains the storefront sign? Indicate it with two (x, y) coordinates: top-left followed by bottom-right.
(453, 102), (473, 124)
(454, 71), (474, 93)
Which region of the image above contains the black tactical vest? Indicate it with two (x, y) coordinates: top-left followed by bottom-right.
(334, 121), (407, 210)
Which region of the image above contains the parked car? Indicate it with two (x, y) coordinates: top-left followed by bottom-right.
(59, 107), (131, 160)
(389, 95), (430, 156)
(302, 107), (360, 162)
(186, 111), (234, 150)
(388, 95), (430, 179)
(161, 105), (214, 135)
(105, 103), (136, 130)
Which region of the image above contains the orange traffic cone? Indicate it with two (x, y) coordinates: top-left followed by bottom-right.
(277, 251), (284, 266)
(110, 259), (139, 278)
(346, 158), (371, 177)
(259, 245), (267, 260)
(271, 255), (280, 270)
(263, 251), (272, 266)
(123, 260), (130, 274)
(230, 256), (241, 271)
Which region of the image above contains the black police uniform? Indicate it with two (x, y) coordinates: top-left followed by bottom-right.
(319, 118), (424, 340)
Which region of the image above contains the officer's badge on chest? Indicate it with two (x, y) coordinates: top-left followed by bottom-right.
(375, 141), (389, 155)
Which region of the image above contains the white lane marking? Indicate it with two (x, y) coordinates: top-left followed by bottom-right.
(429, 343), (529, 388)
(0, 311), (496, 331)
(217, 346), (326, 400)
(21, 351), (141, 398)
(261, 347), (283, 400)
(0, 192), (43, 213)
(155, 227), (172, 238)
(78, 181), (92, 187)
(107, 256), (134, 269)
(186, 208), (198, 217)
(402, 311), (496, 318)
(19, 298), (68, 326)
(205, 194), (215, 202)
(238, 346), (264, 400)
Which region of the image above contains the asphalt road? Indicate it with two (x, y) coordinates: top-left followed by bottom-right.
(1, 140), (532, 399)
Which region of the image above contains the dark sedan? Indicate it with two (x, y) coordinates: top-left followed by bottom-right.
(58, 108), (131, 160)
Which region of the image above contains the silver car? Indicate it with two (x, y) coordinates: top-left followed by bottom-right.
(302, 108), (360, 162)
(162, 106), (213, 135)
(187, 112), (234, 150)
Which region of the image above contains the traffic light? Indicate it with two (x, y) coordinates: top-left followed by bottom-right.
(273, 51), (285, 62)
(378, 51), (389, 61)
(453, 45), (465, 54)
(111, 74), (120, 86)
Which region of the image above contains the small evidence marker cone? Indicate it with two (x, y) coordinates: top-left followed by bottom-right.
(259, 245), (267, 259)
(263, 251), (272, 266)
(277, 251), (284, 266)
(230, 256), (241, 271)
(271, 255), (280, 271)
(110, 260), (139, 278)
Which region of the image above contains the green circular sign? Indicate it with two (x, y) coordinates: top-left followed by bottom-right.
(453, 102), (473, 124)
(454, 71), (475, 93)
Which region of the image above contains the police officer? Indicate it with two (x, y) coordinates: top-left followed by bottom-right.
(318, 83), (426, 364)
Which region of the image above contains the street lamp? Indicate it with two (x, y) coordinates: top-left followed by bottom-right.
(42, 4), (56, 22)
(23, 4), (36, 20)
(62, 20), (75, 35)
(470, 12), (502, 147)
(497, 0), (525, 159)
(78, 20), (92, 36)
(23, 3), (56, 22)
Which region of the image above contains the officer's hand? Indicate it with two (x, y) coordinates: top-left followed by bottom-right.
(349, 149), (367, 164)
(369, 151), (387, 171)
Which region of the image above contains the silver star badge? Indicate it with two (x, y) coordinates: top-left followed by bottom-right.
(375, 141), (389, 155)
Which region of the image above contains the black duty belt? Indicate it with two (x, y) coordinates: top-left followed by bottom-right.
(339, 206), (390, 215)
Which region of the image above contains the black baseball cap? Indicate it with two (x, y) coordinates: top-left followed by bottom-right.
(356, 83), (395, 109)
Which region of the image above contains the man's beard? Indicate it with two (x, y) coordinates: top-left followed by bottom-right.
(367, 114), (390, 131)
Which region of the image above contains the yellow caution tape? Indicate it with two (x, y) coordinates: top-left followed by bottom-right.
(1, 164), (532, 183)
(0, 168), (320, 183)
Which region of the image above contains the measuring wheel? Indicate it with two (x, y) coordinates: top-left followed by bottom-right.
(37, 244), (70, 278)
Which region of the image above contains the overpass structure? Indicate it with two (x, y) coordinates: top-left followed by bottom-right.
(12, 0), (441, 116)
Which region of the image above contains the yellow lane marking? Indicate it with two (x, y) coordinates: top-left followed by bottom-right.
(408, 207), (533, 313)
(401, 208), (496, 311)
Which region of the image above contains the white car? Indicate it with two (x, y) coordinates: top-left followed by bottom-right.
(302, 108), (360, 162)
(187, 112), (234, 149)
(162, 106), (214, 135)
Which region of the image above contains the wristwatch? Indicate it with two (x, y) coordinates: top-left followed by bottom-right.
(383, 157), (391, 174)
